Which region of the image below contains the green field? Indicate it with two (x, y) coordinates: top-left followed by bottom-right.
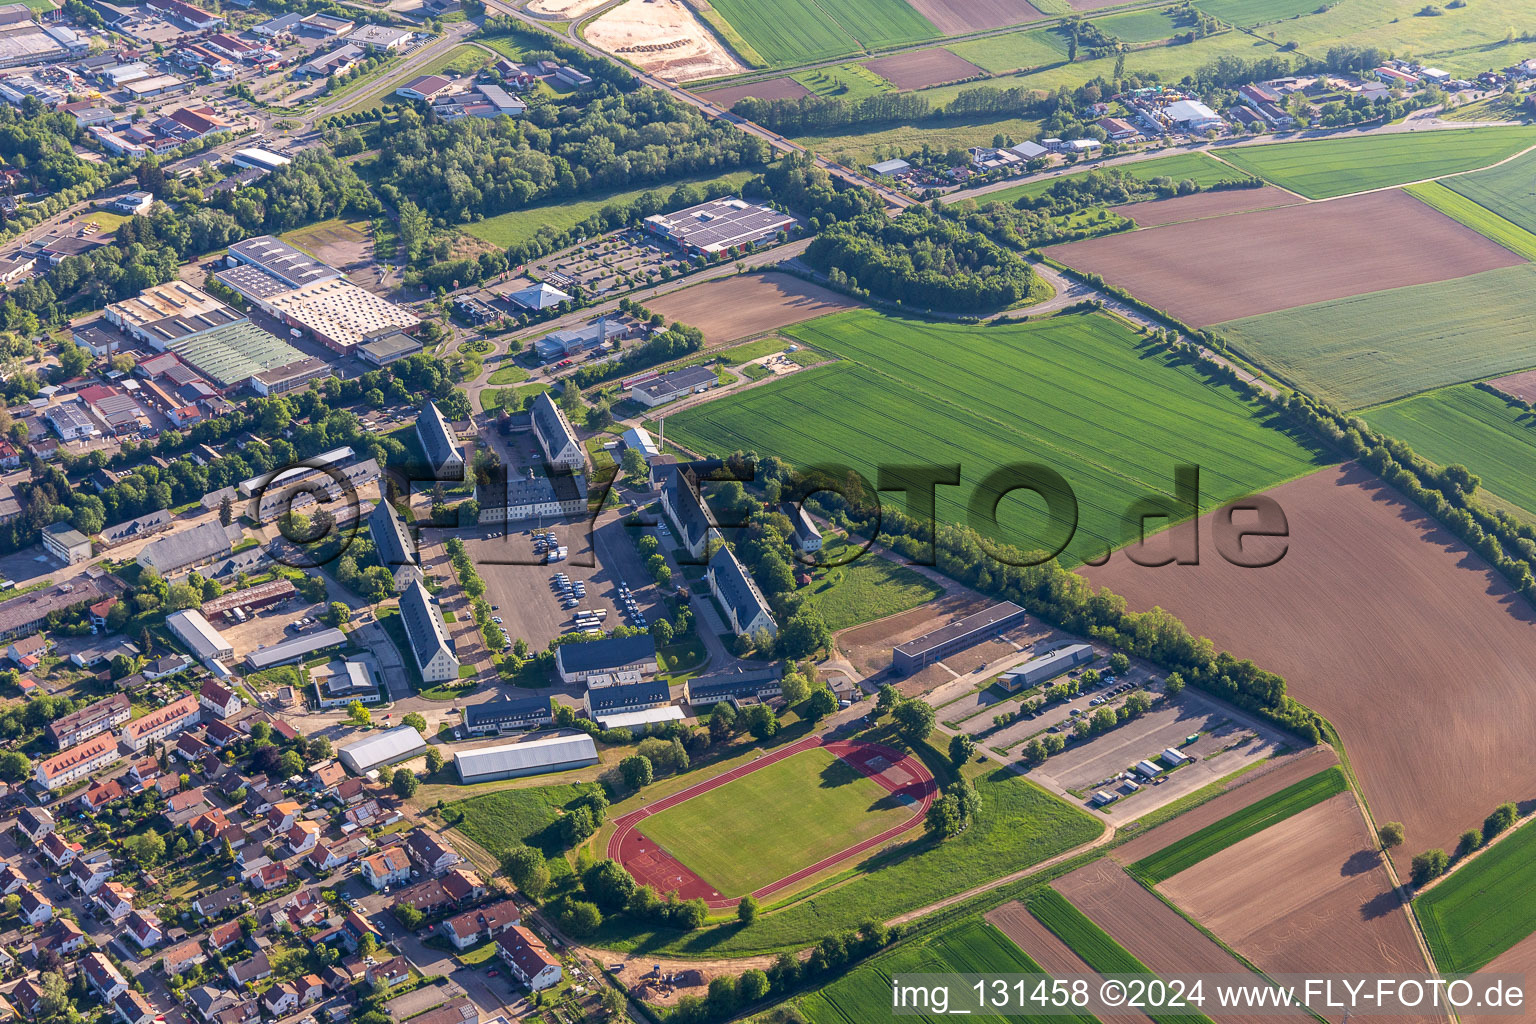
(1191, 0), (1321, 27)
(1238, 0), (1527, 66)
(451, 781), (602, 875)
(800, 537), (946, 632)
(1405, 180), (1536, 262)
(792, 63), (894, 100)
(486, 364), (530, 386)
(1130, 767), (1348, 883)
(1367, 385), (1536, 520)
(640, 746), (913, 897)
(1027, 889), (1216, 1024)
(948, 27), (1070, 74)
(663, 311), (1325, 566)
(1216, 263), (1536, 409)
(709, 0), (861, 64)
(1215, 127), (1536, 200)
(463, 170), (755, 247)
(802, 918), (1093, 1024)
(819, 0), (938, 50)
(1447, 147), (1536, 236)
(1088, 8), (1187, 43)
(977, 152), (1245, 206)
(1418, 818), (1536, 973)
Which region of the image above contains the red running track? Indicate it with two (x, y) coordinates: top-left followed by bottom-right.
(607, 736), (936, 909)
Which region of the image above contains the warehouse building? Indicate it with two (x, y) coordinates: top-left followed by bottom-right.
(105, 282), (245, 350)
(892, 601), (1027, 675)
(554, 634), (656, 686)
(137, 521), (243, 575)
(455, 733), (597, 784)
(627, 365), (717, 409)
(399, 580), (459, 683)
(997, 643), (1095, 693)
(462, 696), (554, 736)
(643, 197), (793, 256)
(167, 321), (310, 392)
(244, 628), (346, 671)
(166, 608), (233, 664)
(339, 725), (428, 775)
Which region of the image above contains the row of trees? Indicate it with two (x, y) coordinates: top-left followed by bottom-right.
(1404, 802), (1521, 886)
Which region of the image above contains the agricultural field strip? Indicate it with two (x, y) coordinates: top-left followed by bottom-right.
(1129, 767), (1347, 883)
(1403, 181), (1536, 262)
(1417, 817), (1536, 974)
(1028, 889), (1217, 1024)
(1445, 147), (1536, 236)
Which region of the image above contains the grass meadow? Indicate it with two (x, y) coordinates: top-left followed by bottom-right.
(799, 537), (946, 632)
(1191, 0), (1321, 27)
(1130, 767), (1347, 883)
(1405, 180), (1536, 262)
(979, 152), (1244, 205)
(800, 918), (1090, 1024)
(1417, 818), (1536, 972)
(1447, 147), (1536, 236)
(1366, 385), (1536, 520)
(1215, 127), (1536, 199)
(639, 746), (913, 896)
(451, 781), (602, 879)
(663, 310), (1325, 566)
(1216, 263), (1536, 409)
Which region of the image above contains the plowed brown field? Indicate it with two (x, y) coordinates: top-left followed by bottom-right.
(904, 0), (1043, 33)
(1112, 746), (1338, 865)
(1111, 186), (1300, 228)
(1159, 793), (1432, 1020)
(648, 272), (857, 344)
(1461, 934), (1536, 1024)
(987, 903), (1155, 1024)
(1049, 190), (1522, 324)
(864, 48), (984, 89)
(1487, 368), (1536, 403)
(701, 76), (811, 108)
(1085, 463), (1536, 872)
(1053, 861), (1272, 1024)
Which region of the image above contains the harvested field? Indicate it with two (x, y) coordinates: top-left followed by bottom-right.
(1160, 794), (1432, 1018)
(1052, 861), (1271, 1024)
(1111, 185), (1300, 228)
(1085, 463), (1536, 873)
(1112, 746), (1338, 865)
(1049, 189), (1522, 326)
(1461, 934), (1536, 1024)
(900, 0), (1043, 34)
(586, 0), (745, 81)
(986, 903), (1155, 1024)
(700, 76), (810, 107)
(863, 48), (984, 90)
(647, 271), (858, 344)
(1489, 368), (1536, 403)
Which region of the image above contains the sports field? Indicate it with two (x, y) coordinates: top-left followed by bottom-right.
(1131, 767), (1347, 883)
(1214, 127), (1536, 200)
(1418, 819), (1536, 973)
(1405, 180), (1536, 262)
(1447, 147), (1536, 236)
(801, 918), (1087, 1024)
(1366, 385), (1536, 520)
(638, 746), (912, 896)
(661, 311), (1326, 566)
(1216, 263), (1536, 409)
(978, 152), (1254, 206)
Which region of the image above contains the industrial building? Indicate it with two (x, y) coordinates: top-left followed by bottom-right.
(137, 521), (243, 575)
(165, 609), (233, 664)
(532, 319), (627, 363)
(338, 725), (428, 775)
(892, 601), (1028, 675)
(554, 634), (657, 686)
(399, 580), (459, 683)
(244, 628), (346, 670)
(998, 643), (1095, 693)
(462, 696), (554, 736)
(627, 365), (717, 408)
(41, 523), (91, 564)
(200, 578), (295, 622)
(104, 282), (245, 349)
(358, 331), (421, 366)
(454, 733), (597, 784)
(643, 197), (793, 256)
(167, 322), (308, 393)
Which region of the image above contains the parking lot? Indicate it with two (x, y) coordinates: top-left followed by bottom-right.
(528, 227), (691, 298)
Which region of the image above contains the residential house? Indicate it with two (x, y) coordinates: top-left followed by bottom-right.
(163, 937), (207, 974)
(125, 908), (162, 948)
(365, 956), (410, 988)
(94, 880), (135, 922)
(17, 807), (53, 842)
(193, 885), (245, 919)
(199, 679), (241, 718)
(229, 951), (272, 987)
(20, 889), (53, 926)
(252, 861), (289, 891)
(496, 926), (561, 990)
(209, 919), (244, 951)
(360, 848), (411, 890)
(286, 821), (319, 856)
(439, 899), (520, 950)
(114, 989), (155, 1024)
(41, 831), (81, 868)
(67, 854), (114, 894)
(83, 951), (129, 1000)
(404, 829), (461, 876)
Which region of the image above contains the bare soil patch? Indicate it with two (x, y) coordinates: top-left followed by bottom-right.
(1112, 746), (1338, 865)
(1053, 861), (1272, 1024)
(1486, 368), (1536, 403)
(527, 0), (609, 18)
(1160, 793), (1433, 1019)
(700, 76), (811, 107)
(863, 47), (984, 90)
(1085, 463), (1536, 872)
(987, 903), (1155, 1024)
(586, 0), (745, 82)
(905, 0), (1042, 33)
(1462, 934), (1536, 1024)
(648, 271), (858, 344)
(1049, 190), (1522, 325)
(835, 592), (990, 681)
(1112, 186), (1300, 228)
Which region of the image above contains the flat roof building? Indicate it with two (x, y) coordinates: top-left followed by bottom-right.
(455, 733), (597, 784)
(226, 236), (340, 290)
(643, 197), (793, 255)
(628, 365), (717, 408)
(998, 643), (1094, 693)
(42, 523), (91, 565)
(892, 601), (1027, 675)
